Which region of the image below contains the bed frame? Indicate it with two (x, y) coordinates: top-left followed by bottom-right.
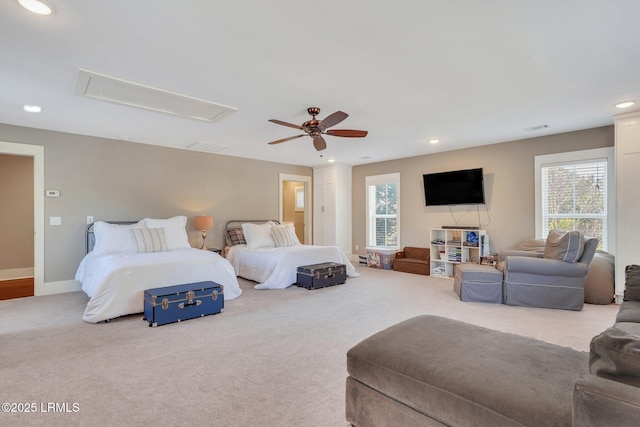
(85, 221), (139, 254)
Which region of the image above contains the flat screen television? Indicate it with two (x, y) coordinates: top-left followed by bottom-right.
(423, 168), (485, 206)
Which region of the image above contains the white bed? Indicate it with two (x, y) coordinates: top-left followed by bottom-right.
(76, 218), (242, 323)
(224, 220), (358, 289)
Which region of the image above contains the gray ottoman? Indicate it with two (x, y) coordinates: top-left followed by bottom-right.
(346, 315), (588, 427)
(454, 263), (503, 303)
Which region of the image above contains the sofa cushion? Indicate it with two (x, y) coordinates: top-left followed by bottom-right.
(543, 229), (584, 263)
(590, 323), (640, 388)
(616, 300), (640, 323)
(347, 315), (587, 427)
(624, 264), (640, 301)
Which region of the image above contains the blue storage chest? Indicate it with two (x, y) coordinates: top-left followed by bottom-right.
(143, 281), (223, 327)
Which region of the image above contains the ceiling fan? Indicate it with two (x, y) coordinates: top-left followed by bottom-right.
(267, 107), (368, 151)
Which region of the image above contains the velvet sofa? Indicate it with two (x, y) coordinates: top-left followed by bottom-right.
(392, 247), (430, 276)
(345, 266), (640, 426)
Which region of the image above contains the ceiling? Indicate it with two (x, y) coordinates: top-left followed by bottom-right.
(2, 1), (639, 167)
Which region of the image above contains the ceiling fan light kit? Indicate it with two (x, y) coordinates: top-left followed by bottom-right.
(267, 107), (368, 151)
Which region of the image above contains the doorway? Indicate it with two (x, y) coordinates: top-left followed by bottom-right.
(0, 141), (44, 298)
(279, 174), (312, 244)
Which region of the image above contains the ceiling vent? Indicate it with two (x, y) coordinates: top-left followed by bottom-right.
(187, 141), (228, 153)
(74, 69), (237, 122)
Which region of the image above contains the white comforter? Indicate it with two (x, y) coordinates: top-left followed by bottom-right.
(76, 248), (242, 323)
(226, 244), (358, 289)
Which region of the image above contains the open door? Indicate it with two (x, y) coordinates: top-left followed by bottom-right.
(279, 174), (311, 244)
(0, 141), (44, 299)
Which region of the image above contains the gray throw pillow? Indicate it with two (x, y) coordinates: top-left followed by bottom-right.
(543, 229), (584, 263)
(589, 325), (640, 388)
(624, 264), (640, 301)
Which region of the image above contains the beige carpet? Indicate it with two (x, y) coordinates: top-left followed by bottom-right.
(0, 266), (618, 426)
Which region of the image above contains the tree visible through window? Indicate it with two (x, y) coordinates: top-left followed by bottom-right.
(537, 149), (612, 251)
(366, 173), (399, 248)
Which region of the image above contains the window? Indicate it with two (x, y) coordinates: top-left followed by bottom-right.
(366, 173), (400, 248)
(535, 148), (614, 251)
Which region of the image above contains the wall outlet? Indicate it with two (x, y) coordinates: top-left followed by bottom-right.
(355, 244), (359, 251)
(87, 216), (94, 224)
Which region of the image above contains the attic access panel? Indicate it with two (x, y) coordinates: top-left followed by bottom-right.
(74, 69), (237, 122)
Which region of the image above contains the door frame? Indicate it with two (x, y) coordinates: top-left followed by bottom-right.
(0, 141), (44, 294)
(278, 173), (312, 244)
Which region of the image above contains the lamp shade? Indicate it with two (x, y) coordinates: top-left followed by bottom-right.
(194, 215), (213, 231)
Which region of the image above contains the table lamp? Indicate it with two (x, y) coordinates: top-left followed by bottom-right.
(194, 215), (213, 250)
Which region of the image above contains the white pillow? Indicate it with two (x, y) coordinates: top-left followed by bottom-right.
(143, 216), (190, 250)
(131, 228), (168, 253)
(242, 222), (275, 249)
(271, 223), (301, 247)
(92, 221), (145, 256)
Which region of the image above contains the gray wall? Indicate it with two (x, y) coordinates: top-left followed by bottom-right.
(0, 124), (311, 283)
(352, 126), (614, 256)
(0, 154), (34, 270)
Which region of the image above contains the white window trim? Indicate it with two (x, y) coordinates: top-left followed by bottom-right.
(365, 172), (400, 249)
(534, 147), (615, 252)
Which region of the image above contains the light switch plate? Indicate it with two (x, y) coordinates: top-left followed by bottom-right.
(50, 216), (61, 226)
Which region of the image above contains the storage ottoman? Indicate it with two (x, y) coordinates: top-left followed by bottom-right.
(453, 263), (503, 304)
(296, 262), (346, 289)
(144, 281), (224, 327)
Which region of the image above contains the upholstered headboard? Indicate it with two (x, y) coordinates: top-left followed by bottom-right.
(85, 221), (139, 254)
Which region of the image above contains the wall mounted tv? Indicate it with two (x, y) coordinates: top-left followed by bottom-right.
(423, 168), (485, 206)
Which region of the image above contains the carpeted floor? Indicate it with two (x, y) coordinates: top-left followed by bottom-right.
(0, 266), (618, 426)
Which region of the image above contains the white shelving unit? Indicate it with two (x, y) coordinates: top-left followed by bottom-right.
(430, 228), (487, 278)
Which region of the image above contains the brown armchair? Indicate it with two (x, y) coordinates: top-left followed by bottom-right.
(393, 247), (430, 275)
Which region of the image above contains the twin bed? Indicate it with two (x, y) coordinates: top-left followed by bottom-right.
(75, 217), (358, 323)
(224, 220), (358, 290)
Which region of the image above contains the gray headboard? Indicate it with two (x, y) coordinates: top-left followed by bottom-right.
(85, 221), (139, 254)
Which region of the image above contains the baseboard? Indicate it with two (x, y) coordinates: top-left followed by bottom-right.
(0, 267), (34, 281)
(36, 279), (81, 296)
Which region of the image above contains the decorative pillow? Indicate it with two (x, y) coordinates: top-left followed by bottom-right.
(92, 221), (145, 256)
(543, 229), (584, 263)
(143, 216), (190, 250)
(225, 228), (247, 247)
(624, 264), (640, 301)
(589, 324), (640, 387)
(131, 228), (168, 253)
(271, 223), (301, 247)
(242, 222), (275, 249)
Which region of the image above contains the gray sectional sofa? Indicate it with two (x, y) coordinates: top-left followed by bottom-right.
(345, 266), (640, 426)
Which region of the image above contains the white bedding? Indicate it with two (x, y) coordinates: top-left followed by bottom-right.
(76, 248), (242, 323)
(226, 244), (358, 289)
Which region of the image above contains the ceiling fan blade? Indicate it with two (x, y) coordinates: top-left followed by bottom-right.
(325, 129), (368, 138)
(319, 111), (348, 129)
(268, 119), (304, 130)
(267, 134), (306, 145)
(312, 135), (327, 151)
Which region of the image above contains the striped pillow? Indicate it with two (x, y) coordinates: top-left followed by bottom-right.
(131, 228), (169, 253)
(543, 229), (584, 263)
(271, 224), (300, 247)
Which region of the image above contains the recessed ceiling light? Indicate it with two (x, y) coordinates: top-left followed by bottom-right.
(18, 0), (54, 15)
(23, 104), (42, 113)
(616, 101), (635, 109)
(428, 139), (439, 144)
(328, 159), (336, 163)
